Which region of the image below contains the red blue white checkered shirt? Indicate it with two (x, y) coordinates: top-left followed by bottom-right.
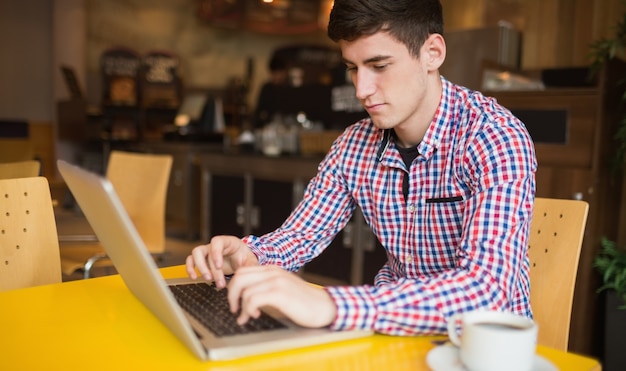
(243, 77), (537, 335)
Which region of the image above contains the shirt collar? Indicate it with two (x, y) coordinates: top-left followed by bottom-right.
(376, 76), (455, 162)
(376, 129), (393, 162)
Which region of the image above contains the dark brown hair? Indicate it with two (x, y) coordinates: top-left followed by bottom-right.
(327, 0), (444, 58)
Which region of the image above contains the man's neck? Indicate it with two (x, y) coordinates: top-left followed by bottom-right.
(392, 74), (443, 148)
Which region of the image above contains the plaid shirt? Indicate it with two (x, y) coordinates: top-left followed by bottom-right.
(243, 77), (537, 335)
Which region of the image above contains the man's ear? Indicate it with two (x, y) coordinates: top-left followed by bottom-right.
(423, 33), (446, 71)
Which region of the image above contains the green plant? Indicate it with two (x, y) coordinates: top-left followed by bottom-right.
(594, 237), (626, 309)
(588, 1), (626, 169)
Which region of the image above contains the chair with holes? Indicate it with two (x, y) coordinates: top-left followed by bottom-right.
(528, 197), (589, 351)
(0, 176), (61, 291)
(0, 160), (40, 180)
(59, 150), (173, 279)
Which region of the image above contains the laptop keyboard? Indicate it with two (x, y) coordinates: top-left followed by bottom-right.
(169, 282), (287, 337)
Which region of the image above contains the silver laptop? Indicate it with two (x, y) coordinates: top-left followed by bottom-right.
(57, 160), (372, 361)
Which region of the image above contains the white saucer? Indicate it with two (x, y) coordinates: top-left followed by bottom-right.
(426, 344), (558, 371)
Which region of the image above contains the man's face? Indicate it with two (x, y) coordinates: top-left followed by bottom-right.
(339, 31), (439, 135)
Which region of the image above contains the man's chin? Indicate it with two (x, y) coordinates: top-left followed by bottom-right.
(370, 118), (394, 130)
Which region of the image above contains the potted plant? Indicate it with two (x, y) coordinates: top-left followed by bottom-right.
(589, 1), (626, 309)
(594, 238), (626, 371)
(594, 237), (626, 308)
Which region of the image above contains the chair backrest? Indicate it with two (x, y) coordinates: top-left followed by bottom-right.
(528, 197), (589, 351)
(0, 177), (61, 291)
(0, 160), (40, 179)
(106, 151), (172, 254)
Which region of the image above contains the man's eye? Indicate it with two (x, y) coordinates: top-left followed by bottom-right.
(373, 64), (388, 70)
(346, 66), (357, 72)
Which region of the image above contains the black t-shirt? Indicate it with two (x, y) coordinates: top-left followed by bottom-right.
(396, 143), (419, 202)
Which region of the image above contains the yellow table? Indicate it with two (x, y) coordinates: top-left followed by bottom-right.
(0, 266), (601, 371)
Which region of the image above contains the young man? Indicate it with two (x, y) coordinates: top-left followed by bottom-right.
(186, 0), (536, 336)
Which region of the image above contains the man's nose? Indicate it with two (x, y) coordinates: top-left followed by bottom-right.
(353, 71), (376, 101)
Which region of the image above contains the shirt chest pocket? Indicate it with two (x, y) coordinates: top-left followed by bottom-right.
(410, 198), (465, 272)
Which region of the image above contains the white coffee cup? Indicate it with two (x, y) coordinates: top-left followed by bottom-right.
(447, 310), (538, 371)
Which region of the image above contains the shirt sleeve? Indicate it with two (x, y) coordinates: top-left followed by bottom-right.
(242, 141), (357, 271)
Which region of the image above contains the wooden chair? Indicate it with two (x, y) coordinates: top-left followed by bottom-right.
(59, 150), (173, 279)
(0, 160), (40, 179)
(0, 177), (62, 291)
(528, 197), (589, 351)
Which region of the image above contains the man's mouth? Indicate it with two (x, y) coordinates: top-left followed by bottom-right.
(365, 103), (384, 112)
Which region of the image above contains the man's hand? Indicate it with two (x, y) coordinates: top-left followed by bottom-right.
(227, 265), (337, 329)
(185, 235), (259, 288)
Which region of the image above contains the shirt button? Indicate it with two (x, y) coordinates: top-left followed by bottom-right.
(408, 204), (415, 212)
